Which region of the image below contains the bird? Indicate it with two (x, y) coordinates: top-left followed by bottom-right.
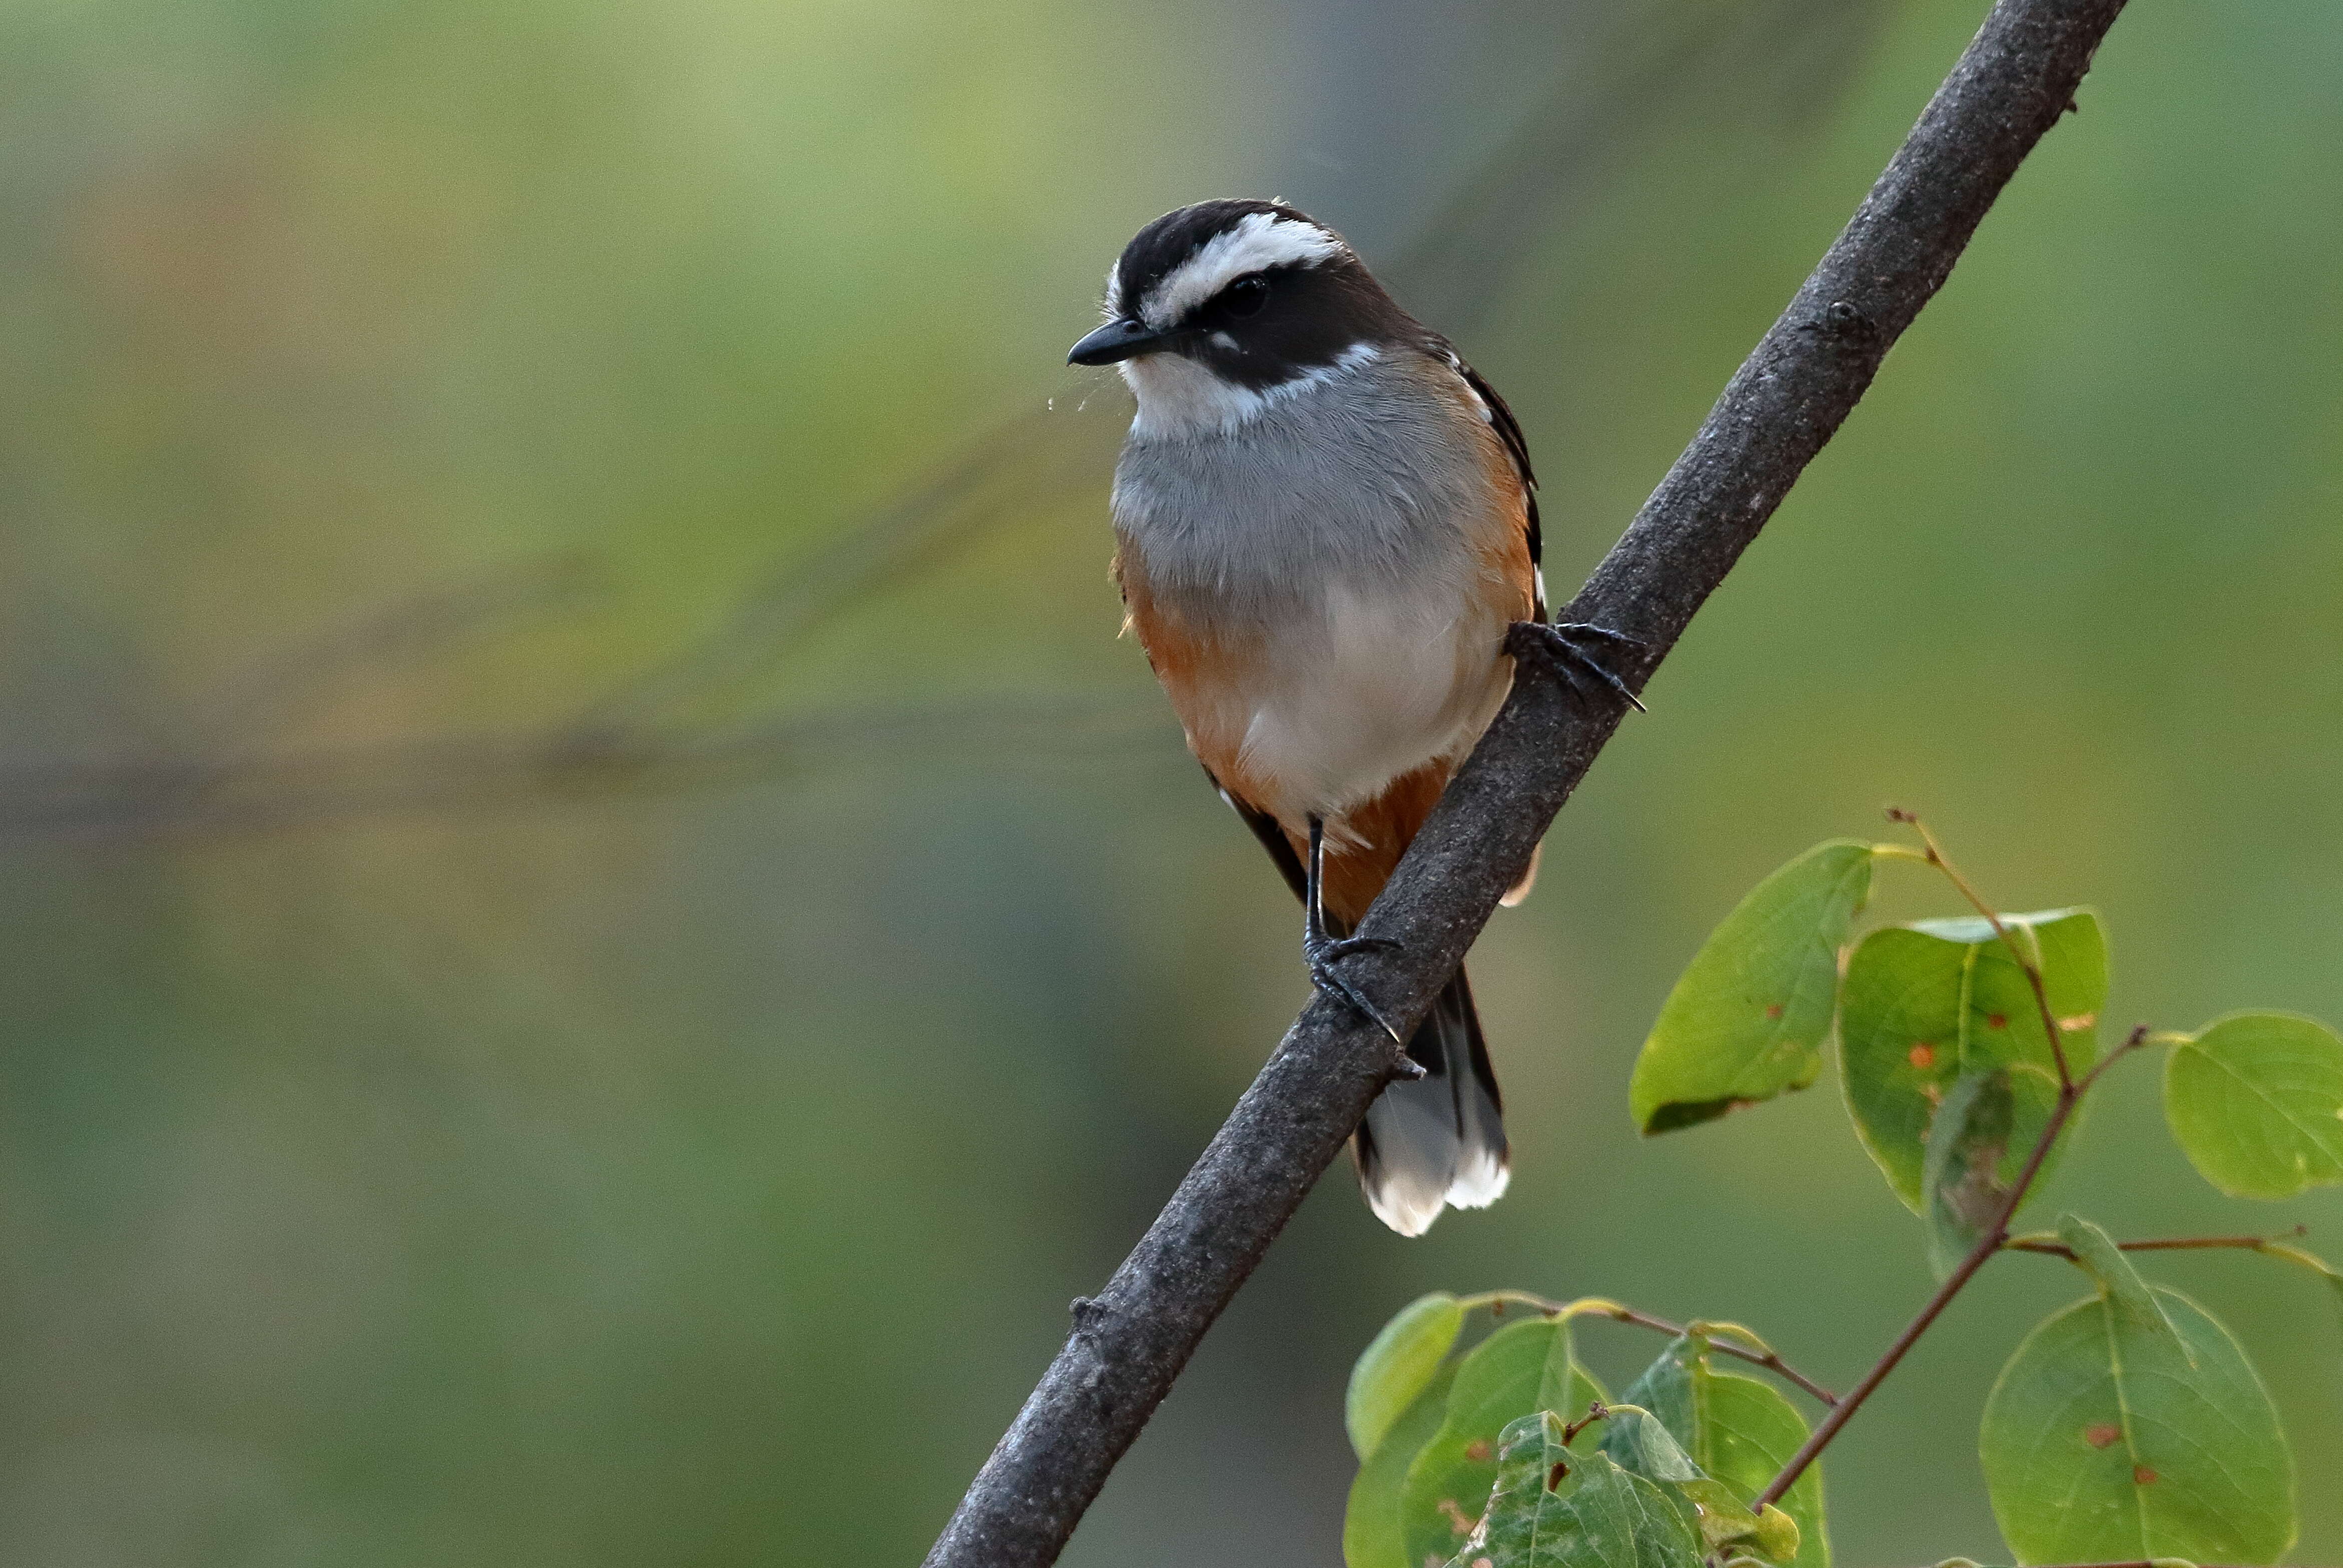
(1068, 199), (1636, 1235)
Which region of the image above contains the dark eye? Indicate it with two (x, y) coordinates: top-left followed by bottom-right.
(1222, 275), (1270, 318)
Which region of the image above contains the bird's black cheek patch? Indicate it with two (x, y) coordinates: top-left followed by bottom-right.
(1185, 332), (1335, 392)
(1186, 262), (1411, 388)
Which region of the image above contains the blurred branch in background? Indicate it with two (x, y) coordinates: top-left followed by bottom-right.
(0, 694), (1165, 841)
(0, 0), (1896, 844)
(921, 0), (2130, 1559)
(1395, 0), (1892, 334)
(186, 554), (602, 745)
(68, 556), (601, 833)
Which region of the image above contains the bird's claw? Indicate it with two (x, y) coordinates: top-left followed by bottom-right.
(1305, 933), (1405, 1045)
(1551, 621), (1645, 648)
(1516, 620), (1647, 712)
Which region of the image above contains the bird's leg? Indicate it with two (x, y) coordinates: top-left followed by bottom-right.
(1303, 815), (1407, 1048)
(1511, 620), (1648, 712)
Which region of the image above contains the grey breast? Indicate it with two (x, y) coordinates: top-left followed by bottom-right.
(1109, 351), (1499, 635)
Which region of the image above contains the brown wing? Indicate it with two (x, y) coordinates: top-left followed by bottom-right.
(1426, 341), (1545, 908)
(1431, 340), (1545, 621)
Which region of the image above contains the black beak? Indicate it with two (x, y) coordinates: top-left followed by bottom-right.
(1067, 317), (1172, 366)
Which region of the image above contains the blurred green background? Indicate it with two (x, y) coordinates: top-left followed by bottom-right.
(2, 0), (2339, 1561)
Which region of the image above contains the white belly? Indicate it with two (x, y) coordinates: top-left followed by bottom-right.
(1105, 344), (1524, 840)
(1206, 579), (1513, 843)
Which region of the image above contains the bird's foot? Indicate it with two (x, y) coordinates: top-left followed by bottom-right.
(1512, 620), (1647, 712)
(1304, 931), (1410, 1051)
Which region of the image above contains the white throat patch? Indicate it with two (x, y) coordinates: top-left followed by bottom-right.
(1121, 341), (1379, 439)
(1116, 211), (1344, 330)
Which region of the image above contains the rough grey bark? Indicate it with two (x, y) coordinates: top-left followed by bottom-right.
(923, 1), (2129, 1561)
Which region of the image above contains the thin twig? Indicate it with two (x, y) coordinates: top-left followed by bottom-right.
(1753, 1024), (2150, 1509)
(926, 4), (2131, 1560)
(2072, 1021), (2151, 1096)
(1887, 810), (2077, 1089)
(1561, 1402), (1612, 1445)
(1606, 1308), (1842, 1409)
(2004, 1224), (2307, 1261)
(1891, 1561), (2276, 1568)
(1470, 1291), (1839, 1405)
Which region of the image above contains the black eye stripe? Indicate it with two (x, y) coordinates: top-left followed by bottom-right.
(1219, 274), (1270, 318)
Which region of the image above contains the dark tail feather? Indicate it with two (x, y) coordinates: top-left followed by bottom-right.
(1351, 966), (1509, 1236)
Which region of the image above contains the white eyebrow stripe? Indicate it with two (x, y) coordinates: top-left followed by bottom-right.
(1138, 212), (1344, 328)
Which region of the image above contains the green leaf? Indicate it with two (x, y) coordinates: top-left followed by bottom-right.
(1347, 1362), (1456, 1568)
(1592, 1406), (1801, 1567)
(2054, 1214), (2177, 1337)
(1598, 1404), (1703, 1482)
(1617, 1335), (1700, 1440)
(1840, 909), (2106, 1211)
(1619, 1336), (1829, 1568)
(1457, 1413), (1704, 1568)
(2164, 1012), (2343, 1199)
(1678, 1488), (1802, 1566)
(1677, 1478), (1765, 1553)
(1922, 1070), (2017, 1278)
(1981, 1216), (2295, 1565)
(1403, 1316), (1606, 1566)
(1739, 1500), (1803, 1565)
(1351, 1292), (1467, 1460)
(1630, 841), (1875, 1134)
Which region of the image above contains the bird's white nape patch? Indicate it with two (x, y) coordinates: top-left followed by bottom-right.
(1138, 211), (1343, 328)
(1122, 341), (1378, 439)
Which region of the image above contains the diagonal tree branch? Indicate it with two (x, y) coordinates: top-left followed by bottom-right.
(921, 0), (2129, 1562)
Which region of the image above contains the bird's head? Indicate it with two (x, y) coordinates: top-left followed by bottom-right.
(1068, 200), (1411, 435)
